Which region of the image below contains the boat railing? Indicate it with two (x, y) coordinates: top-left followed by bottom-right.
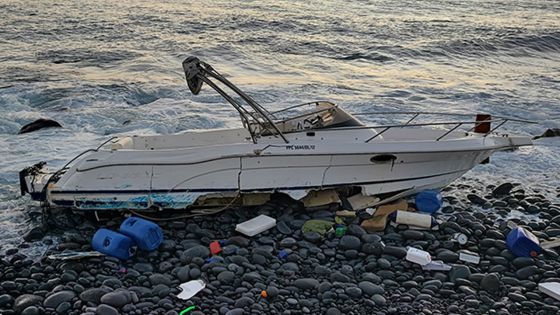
(267, 102), (537, 142)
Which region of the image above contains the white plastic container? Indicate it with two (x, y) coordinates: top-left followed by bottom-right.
(235, 214), (276, 237)
(539, 282), (560, 301)
(459, 252), (480, 264)
(421, 260), (452, 271)
(177, 279), (206, 300)
(405, 247), (432, 265)
(395, 211), (432, 229)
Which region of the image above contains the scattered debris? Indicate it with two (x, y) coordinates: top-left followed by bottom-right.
(452, 233), (468, 245)
(47, 251), (104, 261)
(459, 251), (480, 264)
(538, 282), (560, 301)
(347, 193), (380, 210)
(405, 247), (432, 266)
(361, 199), (408, 232)
(278, 249), (289, 259)
(119, 216), (163, 251)
(179, 306), (196, 315)
(302, 220), (334, 235)
(506, 226), (541, 257)
(335, 210), (356, 217)
(302, 190), (341, 207)
(242, 193), (271, 206)
(414, 190), (443, 214)
(91, 228), (136, 260)
(177, 279), (206, 300)
(335, 225), (347, 237)
(210, 241), (222, 255)
(365, 208), (375, 216)
(236, 214), (276, 237)
(421, 260), (452, 271)
(394, 211), (433, 229)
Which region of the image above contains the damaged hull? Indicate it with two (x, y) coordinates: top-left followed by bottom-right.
(20, 126), (531, 211)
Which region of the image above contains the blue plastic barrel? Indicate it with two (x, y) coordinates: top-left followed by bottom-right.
(506, 227), (541, 257)
(92, 228), (136, 260)
(119, 216), (163, 251)
(415, 190), (443, 214)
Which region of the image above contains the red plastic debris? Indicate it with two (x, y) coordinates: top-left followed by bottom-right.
(210, 241), (222, 255)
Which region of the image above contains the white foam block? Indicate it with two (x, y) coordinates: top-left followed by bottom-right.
(539, 282), (560, 301)
(235, 214), (276, 237)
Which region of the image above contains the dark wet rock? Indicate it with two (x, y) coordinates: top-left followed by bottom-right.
(234, 297), (254, 308)
(347, 224), (366, 236)
(508, 292), (527, 302)
(481, 273), (501, 292)
(383, 246), (407, 258)
(303, 231), (322, 243)
(293, 278), (320, 290)
(181, 245), (210, 260)
(345, 286), (362, 298)
(533, 128), (560, 139)
(96, 304), (119, 315)
(437, 250), (459, 263)
(21, 306), (40, 315)
(516, 266), (538, 279)
(228, 236), (250, 247)
(276, 221), (293, 235)
(449, 265), (471, 283)
(339, 235), (361, 250)
(23, 225), (47, 242)
(493, 183), (514, 196)
(359, 281), (384, 295)
(225, 309), (244, 315)
(218, 271), (235, 284)
(18, 118), (62, 134)
(0, 294), (13, 307)
(467, 194), (486, 206)
(149, 273), (172, 286)
(56, 301), (72, 314)
(43, 290), (75, 309)
(325, 307), (341, 315)
(402, 230), (424, 240)
(14, 294), (44, 313)
(330, 272), (350, 283)
(80, 288), (111, 304)
(371, 294), (386, 306)
(100, 291), (131, 308)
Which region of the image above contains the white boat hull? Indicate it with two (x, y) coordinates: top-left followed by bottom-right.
(21, 127), (531, 211)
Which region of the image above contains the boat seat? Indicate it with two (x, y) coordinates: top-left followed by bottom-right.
(110, 137), (134, 150)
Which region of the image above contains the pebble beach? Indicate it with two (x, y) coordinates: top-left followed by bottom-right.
(1, 180), (560, 315)
(1, 0), (559, 314)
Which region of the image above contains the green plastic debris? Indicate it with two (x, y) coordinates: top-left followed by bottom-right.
(301, 219), (334, 236)
(335, 225), (347, 237)
(179, 306), (196, 315)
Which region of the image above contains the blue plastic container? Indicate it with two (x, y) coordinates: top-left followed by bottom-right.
(506, 227), (541, 257)
(119, 216), (163, 251)
(92, 228), (136, 260)
(415, 190), (443, 214)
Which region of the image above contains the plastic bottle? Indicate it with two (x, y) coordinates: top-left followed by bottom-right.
(405, 247), (432, 265)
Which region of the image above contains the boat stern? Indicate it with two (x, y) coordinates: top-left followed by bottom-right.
(19, 162), (53, 201)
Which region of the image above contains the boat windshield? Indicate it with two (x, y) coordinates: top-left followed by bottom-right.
(254, 101), (363, 135)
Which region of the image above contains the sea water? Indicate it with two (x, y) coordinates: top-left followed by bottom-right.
(0, 0), (559, 255)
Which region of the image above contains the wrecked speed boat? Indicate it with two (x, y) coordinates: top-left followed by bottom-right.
(20, 57), (535, 211)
